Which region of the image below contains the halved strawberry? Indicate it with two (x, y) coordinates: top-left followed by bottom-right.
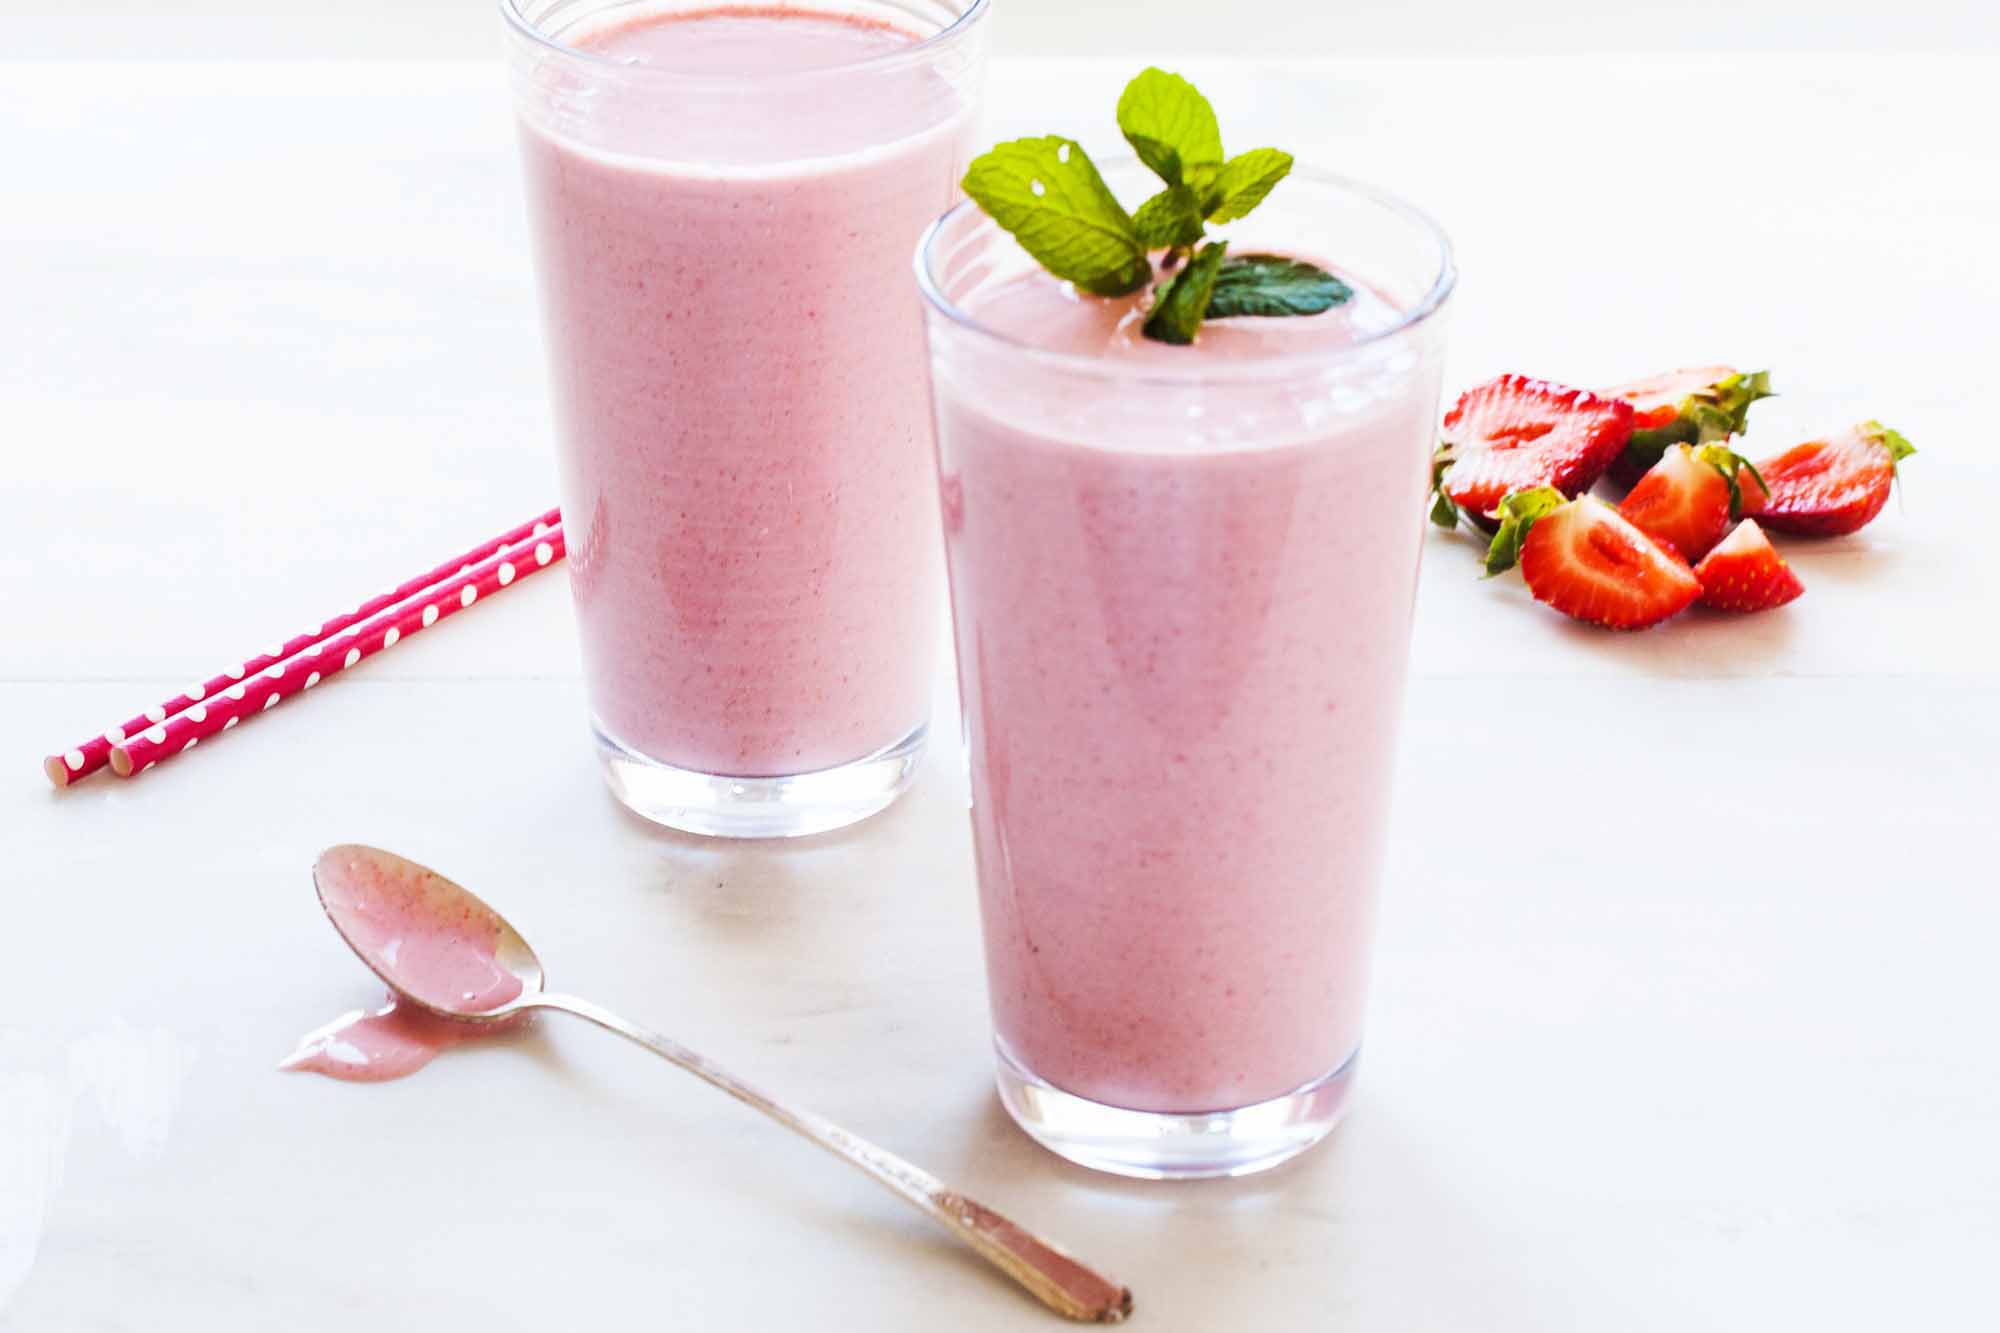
(1600, 367), (1774, 488)
(1432, 375), (1634, 529)
(1694, 519), (1804, 612)
(1754, 421), (1915, 536)
(1516, 494), (1700, 631)
(1616, 443), (1763, 563)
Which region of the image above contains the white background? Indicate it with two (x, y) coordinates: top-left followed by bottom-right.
(3, 0), (1996, 56)
(4, 4), (1998, 1331)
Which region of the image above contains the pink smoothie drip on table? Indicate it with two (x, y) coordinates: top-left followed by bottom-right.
(280, 996), (511, 1082)
(517, 7), (974, 775)
(284, 848), (527, 1083)
(937, 270), (1438, 1114)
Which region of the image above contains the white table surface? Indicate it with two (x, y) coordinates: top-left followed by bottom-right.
(3, 55), (1997, 1331)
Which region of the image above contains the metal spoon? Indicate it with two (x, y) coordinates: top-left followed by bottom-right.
(311, 843), (1133, 1324)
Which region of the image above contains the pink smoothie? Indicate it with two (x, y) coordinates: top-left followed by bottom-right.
(934, 270), (1438, 1114)
(516, 7), (975, 775)
(283, 847), (528, 1083)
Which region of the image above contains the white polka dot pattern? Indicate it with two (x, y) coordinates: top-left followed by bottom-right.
(78, 509), (564, 785)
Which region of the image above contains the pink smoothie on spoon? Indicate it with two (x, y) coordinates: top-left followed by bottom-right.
(282, 846), (527, 1083)
(930, 254), (1445, 1118)
(515, 6), (976, 777)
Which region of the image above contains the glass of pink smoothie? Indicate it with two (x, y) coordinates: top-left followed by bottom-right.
(917, 165), (1455, 1177)
(504, 1), (987, 837)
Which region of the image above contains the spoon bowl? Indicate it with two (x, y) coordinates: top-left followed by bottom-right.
(312, 844), (544, 1022)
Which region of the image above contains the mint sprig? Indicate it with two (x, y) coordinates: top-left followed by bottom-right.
(960, 68), (1350, 346)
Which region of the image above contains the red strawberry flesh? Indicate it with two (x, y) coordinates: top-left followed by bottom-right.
(1755, 422), (1911, 537)
(1602, 364), (1740, 430)
(1694, 519), (1804, 612)
(1439, 375), (1635, 522)
(1618, 444), (1735, 562)
(1518, 495), (1700, 631)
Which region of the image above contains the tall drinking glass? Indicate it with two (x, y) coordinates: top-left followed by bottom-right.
(917, 166), (1455, 1177)
(505, 0), (988, 837)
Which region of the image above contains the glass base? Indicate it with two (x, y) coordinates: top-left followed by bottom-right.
(993, 1038), (1358, 1180)
(593, 721), (927, 839)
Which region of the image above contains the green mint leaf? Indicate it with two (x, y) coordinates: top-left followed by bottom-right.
(1143, 240), (1229, 346)
(1132, 186), (1207, 249)
(1203, 148), (1294, 223)
(961, 136), (1151, 297)
(1482, 486), (1566, 576)
(1116, 68), (1224, 188)
(1206, 254), (1351, 320)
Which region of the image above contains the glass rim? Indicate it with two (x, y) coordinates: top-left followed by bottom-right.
(914, 163), (1458, 386)
(499, 0), (990, 85)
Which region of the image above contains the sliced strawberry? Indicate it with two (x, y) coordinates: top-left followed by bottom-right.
(1604, 365), (1743, 429)
(1616, 443), (1760, 562)
(1754, 421), (1915, 537)
(1434, 375), (1634, 528)
(1600, 367), (1774, 488)
(1517, 495), (1700, 631)
(1694, 520), (1803, 612)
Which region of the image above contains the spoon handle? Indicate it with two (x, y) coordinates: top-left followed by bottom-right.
(523, 991), (1132, 1324)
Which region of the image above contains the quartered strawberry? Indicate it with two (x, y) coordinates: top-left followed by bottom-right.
(1754, 421), (1915, 537)
(1600, 366), (1774, 488)
(1431, 375), (1634, 529)
(1694, 519), (1804, 612)
(1515, 494), (1700, 631)
(1617, 443), (1764, 562)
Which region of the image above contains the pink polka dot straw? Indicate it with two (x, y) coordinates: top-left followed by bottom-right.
(43, 509), (564, 787)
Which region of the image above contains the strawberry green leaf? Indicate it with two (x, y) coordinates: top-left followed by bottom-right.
(1429, 451), (1461, 529)
(1116, 68), (1225, 188)
(1143, 240), (1229, 346)
(1621, 369), (1776, 480)
(1483, 486), (1566, 576)
(1206, 254), (1351, 319)
(1202, 148), (1295, 223)
(1864, 421), (1917, 465)
(961, 137), (1152, 297)
(1695, 444), (1759, 520)
(1132, 186), (1208, 249)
